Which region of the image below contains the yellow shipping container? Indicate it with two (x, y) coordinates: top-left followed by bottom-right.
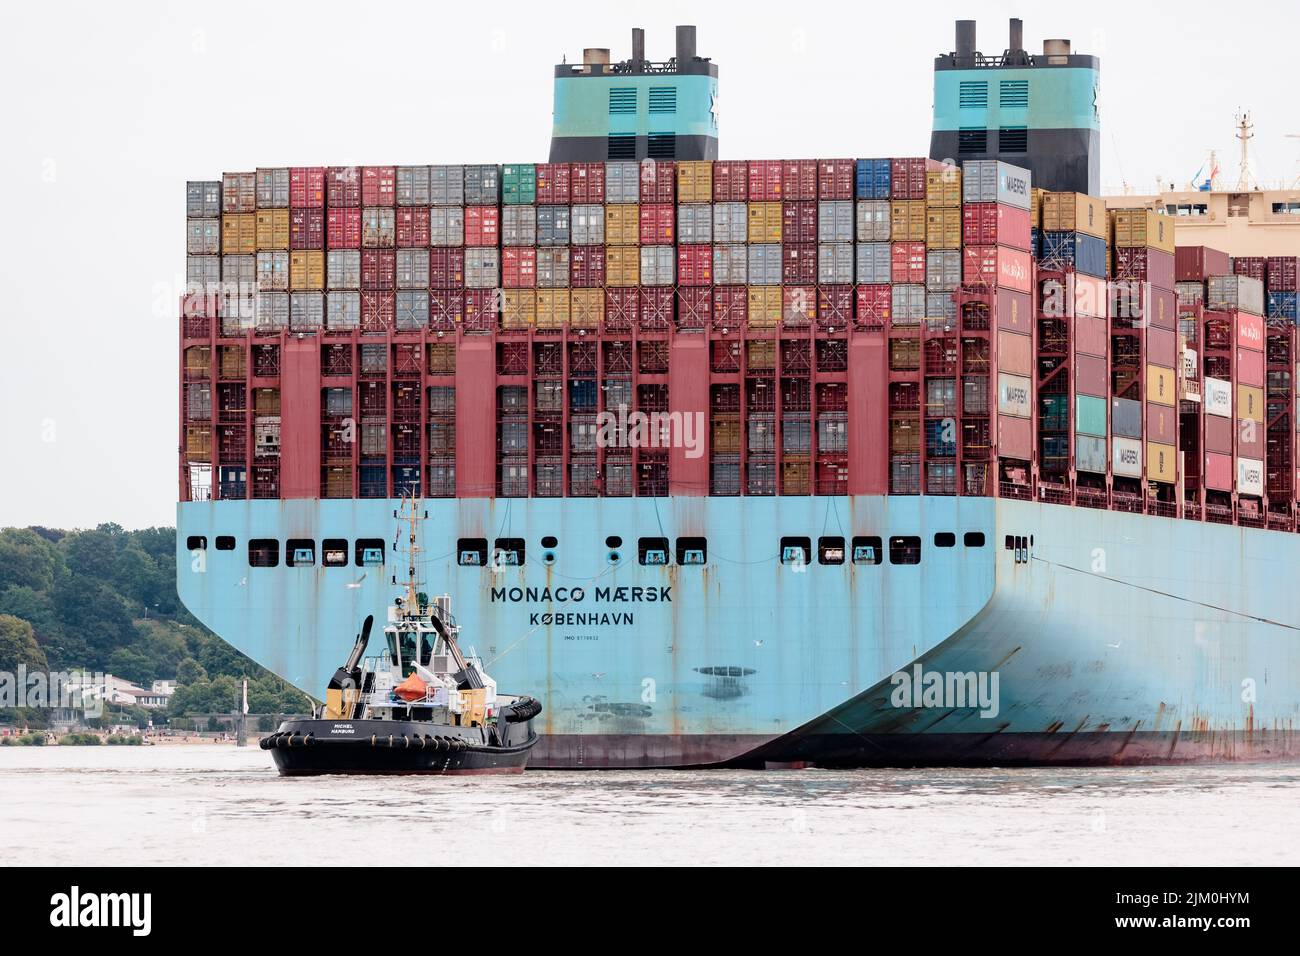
(677, 161), (714, 204)
(1112, 208), (1176, 253)
(289, 250), (324, 290)
(925, 207), (962, 250)
(890, 200), (926, 241)
(1238, 384), (1264, 423)
(185, 425), (212, 460)
(1030, 188), (1044, 229)
(925, 168), (961, 208)
(605, 246), (640, 286)
(1146, 364), (1176, 406)
(747, 202), (782, 243)
(604, 204), (640, 245)
(1042, 192), (1107, 239)
(570, 288), (604, 329)
(747, 287), (781, 328)
(1147, 441), (1177, 484)
(255, 209), (290, 250)
(222, 213), (256, 255)
(747, 339), (775, 370)
(536, 289), (571, 329)
(502, 289), (537, 329)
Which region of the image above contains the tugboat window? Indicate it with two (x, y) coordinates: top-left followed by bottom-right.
(322, 538), (349, 567)
(215, 535), (235, 551)
(889, 536), (922, 565)
(779, 536), (811, 567)
(494, 538), (525, 566)
(248, 539), (279, 568)
(851, 536), (883, 565)
(605, 535), (622, 549)
(676, 537), (707, 565)
(638, 536), (670, 565)
(186, 535), (207, 551)
(457, 538), (488, 566)
(355, 539), (385, 567)
(287, 538), (315, 567)
(934, 532), (956, 548)
(541, 535), (558, 549)
(964, 531), (986, 547)
(818, 536), (846, 565)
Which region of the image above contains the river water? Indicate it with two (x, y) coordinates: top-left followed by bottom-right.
(2, 746), (1296, 866)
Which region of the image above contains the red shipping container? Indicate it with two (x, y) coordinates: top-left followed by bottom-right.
(1266, 256), (1299, 292)
(1238, 419), (1264, 458)
(361, 250), (395, 290)
(396, 207), (430, 247)
(571, 162), (605, 203)
(429, 289), (463, 330)
(535, 163), (571, 204)
(429, 248), (465, 288)
(1176, 245), (1231, 282)
(1076, 314), (1107, 357)
(782, 243), (816, 284)
(360, 291), (395, 332)
(855, 284), (891, 326)
(290, 208), (324, 250)
(327, 167), (361, 207)
(463, 289), (496, 332)
(1075, 354), (1107, 396)
(1237, 348), (1264, 387)
(782, 202), (817, 243)
(1149, 286), (1176, 329)
(961, 203), (1031, 251)
(781, 160), (818, 202)
(502, 248), (536, 288)
(1205, 452), (1233, 490)
(639, 203), (675, 244)
(570, 245), (606, 287)
(677, 245), (712, 286)
(640, 160), (675, 203)
(964, 245), (1031, 291)
(289, 167), (325, 208)
(1147, 326), (1177, 367)
(464, 206), (499, 246)
(605, 287), (638, 331)
(713, 161), (748, 202)
(712, 286), (747, 327)
(817, 159), (854, 200)
(361, 166), (396, 206)
(890, 241), (926, 284)
(818, 285), (853, 327)
(1114, 247), (1175, 289)
(639, 288), (673, 329)
(327, 207), (362, 249)
(748, 160), (782, 201)
(1147, 404), (1177, 445)
(996, 288), (1031, 333)
(1206, 416), (1233, 455)
(677, 287), (712, 329)
(1233, 256), (1267, 283)
(1236, 311), (1264, 350)
(1074, 273), (1108, 318)
(997, 415), (1033, 461)
(890, 157), (926, 199)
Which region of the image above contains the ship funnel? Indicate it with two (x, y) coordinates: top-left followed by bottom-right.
(676, 25), (697, 64)
(582, 47), (610, 73)
(1008, 18), (1023, 52)
(955, 20), (977, 62)
(1043, 38), (1071, 64)
(632, 27), (645, 69)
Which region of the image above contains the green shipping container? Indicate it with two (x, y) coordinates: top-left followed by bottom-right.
(502, 164), (537, 205)
(1076, 395), (1108, 438)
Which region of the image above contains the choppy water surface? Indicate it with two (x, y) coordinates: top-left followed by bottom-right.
(1, 746), (1295, 865)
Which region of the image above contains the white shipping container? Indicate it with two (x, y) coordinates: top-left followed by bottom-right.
(502, 205), (537, 246)
(605, 161), (639, 203)
(1238, 457), (1264, 496)
(463, 165), (498, 205)
(1206, 275), (1265, 316)
(257, 250), (290, 291)
(856, 243), (891, 285)
(571, 204), (605, 245)
(997, 372), (1032, 416)
(817, 201), (854, 243)
(678, 204), (713, 244)
(747, 244), (782, 285)
(187, 255), (221, 287)
(326, 249), (360, 290)
(817, 243), (853, 285)
(290, 291), (324, 330)
(892, 284), (926, 322)
(430, 165), (465, 206)
(713, 244), (747, 285)
(962, 159), (1031, 210)
(396, 248), (429, 289)
(255, 292), (289, 332)
(713, 202), (748, 244)
(187, 218), (220, 255)
(327, 291), (360, 330)
(429, 207), (464, 247)
(925, 250), (961, 292)
(465, 248), (499, 289)
(855, 200), (891, 241)
(361, 207), (396, 247)
(1205, 377), (1232, 417)
(1112, 437), (1143, 477)
(396, 290), (429, 330)
(396, 165), (431, 206)
(640, 245), (675, 286)
(222, 254), (255, 287)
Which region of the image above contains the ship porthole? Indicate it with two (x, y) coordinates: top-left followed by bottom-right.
(542, 550), (556, 566)
(608, 550), (621, 565)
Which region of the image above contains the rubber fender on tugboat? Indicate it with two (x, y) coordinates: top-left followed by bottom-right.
(303, 733), (314, 747)
(502, 697), (543, 723)
(258, 733), (277, 750)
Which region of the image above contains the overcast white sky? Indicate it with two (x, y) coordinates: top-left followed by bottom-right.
(2, 0), (1298, 530)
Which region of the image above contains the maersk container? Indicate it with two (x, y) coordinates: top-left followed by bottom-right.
(326, 249), (360, 290)
(1076, 435), (1108, 475)
(429, 165), (464, 206)
(640, 246), (675, 286)
(187, 181), (222, 218)
(855, 159), (891, 199)
(960, 160), (1031, 210)
(817, 243), (853, 285)
(1204, 377), (1232, 417)
(1238, 457), (1265, 497)
(677, 204), (713, 244)
(747, 244), (782, 286)
(396, 166), (431, 206)
(570, 204), (604, 245)
(1207, 275), (1264, 316)
(856, 200), (891, 242)
(463, 165), (499, 205)
(502, 164), (536, 204)
(926, 250), (961, 292)
(891, 284), (925, 323)
(856, 242), (891, 285)
(713, 244), (747, 285)
(817, 201), (853, 243)
(255, 167), (289, 209)
(465, 248), (499, 289)
(1111, 436), (1141, 477)
(1041, 231), (1107, 278)
(502, 205), (537, 246)
(604, 161), (639, 203)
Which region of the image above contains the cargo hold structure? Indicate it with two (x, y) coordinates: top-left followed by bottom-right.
(178, 20), (1300, 768)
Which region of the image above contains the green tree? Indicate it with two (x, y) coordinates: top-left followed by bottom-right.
(0, 528), (61, 592)
(0, 615), (49, 672)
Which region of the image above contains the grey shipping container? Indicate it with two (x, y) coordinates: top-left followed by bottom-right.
(537, 247), (570, 288)
(892, 284), (926, 323)
(222, 254), (255, 287)
(961, 159), (1031, 210)
(327, 291), (361, 330)
(782, 418), (811, 454)
(748, 244), (782, 285)
(289, 291), (324, 331)
(186, 383), (211, 419)
(925, 249), (961, 291)
(396, 248), (429, 288)
(1206, 274), (1264, 315)
(1075, 434), (1107, 475)
(855, 243), (891, 285)
(1111, 397), (1142, 439)
(855, 200), (891, 241)
(255, 168), (289, 208)
(537, 205), (570, 245)
(605, 161), (639, 203)
(395, 291), (429, 330)
(817, 201), (854, 243)
(747, 417), (775, 453)
(187, 181), (222, 219)
(713, 202), (748, 244)
(429, 207), (464, 247)
(571, 204), (604, 245)
(1176, 280), (1205, 306)
(361, 207), (395, 247)
(257, 250), (290, 291)
(326, 249), (360, 290)
(255, 292), (289, 332)
(324, 388), (352, 417)
(817, 411), (848, 453)
(465, 248), (499, 289)
(713, 244), (748, 285)
(464, 165), (499, 205)
(817, 243), (853, 285)
(678, 204), (713, 244)
(640, 246), (675, 286)
(396, 165), (431, 206)
(187, 255), (220, 287)
(430, 165), (465, 206)
(925, 292), (957, 323)
(502, 205), (537, 246)
(187, 218), (220, 255)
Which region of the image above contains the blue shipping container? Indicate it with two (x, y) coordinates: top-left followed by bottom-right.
(1041, 231), (1107, 278)
(855, 159), (891, 199)
(1267, 290), (1298, 321)
(924, 418), (957, 457)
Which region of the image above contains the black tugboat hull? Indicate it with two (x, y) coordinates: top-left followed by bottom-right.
(260, 718), (538, 776)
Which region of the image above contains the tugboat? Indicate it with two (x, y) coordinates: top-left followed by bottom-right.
(261, 498), (541, 775)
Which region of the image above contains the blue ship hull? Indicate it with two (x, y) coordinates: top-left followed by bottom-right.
(176, 496), (1300, 767)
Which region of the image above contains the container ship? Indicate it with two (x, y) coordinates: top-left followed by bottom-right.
(176, 19), (1300, 767)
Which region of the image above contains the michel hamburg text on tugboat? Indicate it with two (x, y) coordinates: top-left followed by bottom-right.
(262, 499), (542, 775)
